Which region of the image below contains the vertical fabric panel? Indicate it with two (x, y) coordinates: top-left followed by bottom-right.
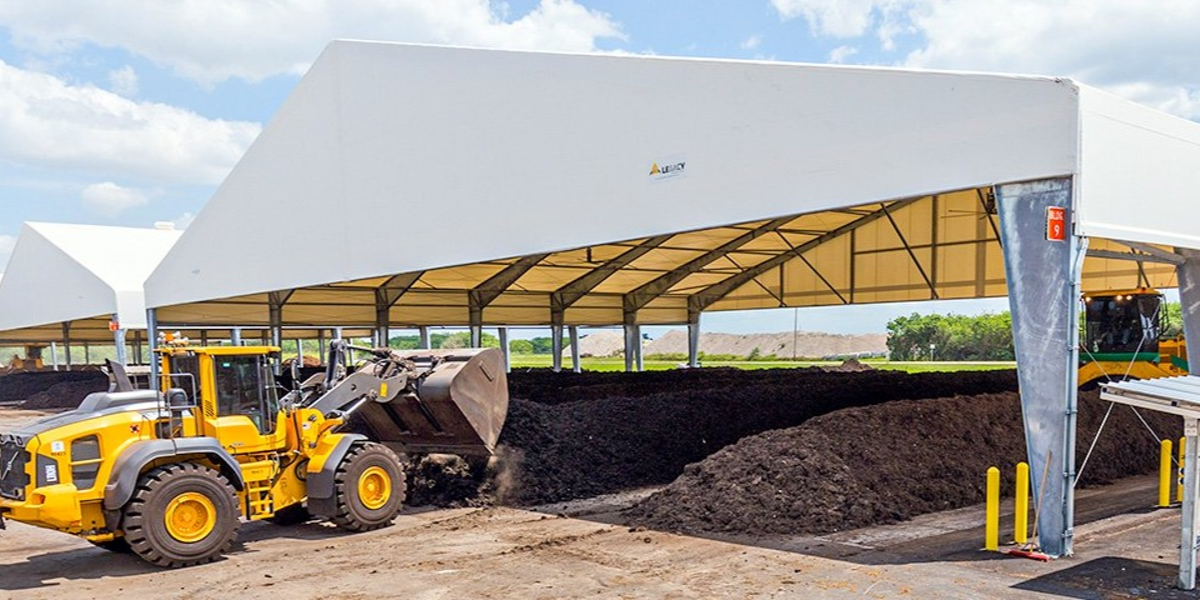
(997, 177), (1081, 558)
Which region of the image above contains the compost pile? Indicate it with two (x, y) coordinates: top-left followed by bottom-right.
(492, 368), (1019, 506)
(626, 390), (1178, 536)
(0, 371), (109, 408)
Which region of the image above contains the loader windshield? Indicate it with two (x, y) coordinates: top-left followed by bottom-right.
(214, 354), (280, 434)
(1083, 292), (1162, 355)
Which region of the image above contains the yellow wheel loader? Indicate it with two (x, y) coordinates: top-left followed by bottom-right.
(0, 340), (508, 567)
(1079, 288), (1188, 388)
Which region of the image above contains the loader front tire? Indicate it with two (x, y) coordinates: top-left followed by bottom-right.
(332, 442), (406, 531)
(121, 463), (240, 567)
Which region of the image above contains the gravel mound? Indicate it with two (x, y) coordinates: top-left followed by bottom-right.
(626, 390), (1177, 536)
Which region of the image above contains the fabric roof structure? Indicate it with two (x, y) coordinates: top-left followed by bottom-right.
(145, 41), (1200, 330)
(0, 223), (182, 343)
(137, 42), (1200, 562)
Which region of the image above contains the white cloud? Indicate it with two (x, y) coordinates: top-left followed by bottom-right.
(901, 0), (1200, 119)
(0, 234), (15, 272)
(741, 34), (763, 50)
(172, 212), (196, 229)
(771, 0), (883, 37)
(773, 0), (1200, 121)
(108, 64), (138, 97)
(81, 181), (149, 216)
(0, 60), (260, 184)
(0, 0), (624, 85)
(828, 45), (858, 64)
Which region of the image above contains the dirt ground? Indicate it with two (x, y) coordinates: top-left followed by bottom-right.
(3, 406), (1198, 599)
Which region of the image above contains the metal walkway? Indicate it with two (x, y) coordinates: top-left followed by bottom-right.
(1102, 376), (1200, 589)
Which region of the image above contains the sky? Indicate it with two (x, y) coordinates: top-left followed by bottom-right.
(0, 0), (1198, 336)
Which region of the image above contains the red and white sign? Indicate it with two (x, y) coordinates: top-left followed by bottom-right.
(1046, 206), (1067, 242)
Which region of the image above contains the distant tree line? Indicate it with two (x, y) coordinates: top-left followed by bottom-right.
(886, 312), (1014, 361)
(886, 301), (1185, 361)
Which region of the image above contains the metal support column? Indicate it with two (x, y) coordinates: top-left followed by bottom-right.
(1182, 418), (1200, 589)
(50, 342), (59, 371)
(569, 325), (581, 373)
(470, 325), (483, 348)
(62, 322), (72, 371)
(84, 343), (90, 365)
(374, 292), (389, 348)
(230, 327), (242, 346)
(635, 325), (644, 372)
(498, 327), (511, 373)
(1175, 248), (1200, 589)
(318, 329), (326, 358)
(269, 313), (283, 348)
(1176, 248), (1200, 373)
(113, 313), (128, 365)
(687, 316), (702, 368)
(551, 325), (564, 373)
(419, 326), (431, 350)
(997, 178), (1080, 558)
(147, 308), (159, 392)
(623, 324), (637, 372)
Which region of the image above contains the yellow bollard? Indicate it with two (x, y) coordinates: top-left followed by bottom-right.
(1180, 437), (1187, 504)
(1015, 462), (1029, 544)
(1161, 439), (1174, 507)
(986, 466), (1000, 551)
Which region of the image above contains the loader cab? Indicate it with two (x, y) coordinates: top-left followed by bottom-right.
(1082, 289), (1163, 357)
(159, 346), (287, 454)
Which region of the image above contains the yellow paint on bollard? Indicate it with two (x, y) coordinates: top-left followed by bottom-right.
(1015, 462), (1029, 544)
(986, 466), (1000, 551)
(1161, 439), (1174, 507)
(1180, 437), (1187, 504)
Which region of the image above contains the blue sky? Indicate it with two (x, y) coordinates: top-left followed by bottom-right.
(0, 1), (1197, 336)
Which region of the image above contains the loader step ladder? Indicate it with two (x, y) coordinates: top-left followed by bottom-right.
(244, 478), (274, 519)
(1101, 376), (1200, 590)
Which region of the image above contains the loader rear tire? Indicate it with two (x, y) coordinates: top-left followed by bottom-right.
(332, 442), (406, 532)
(121, 463), (240, 568)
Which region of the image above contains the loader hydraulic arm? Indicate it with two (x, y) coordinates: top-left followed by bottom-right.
(303, 340), (433, 420)
(298, 340), (510, 456)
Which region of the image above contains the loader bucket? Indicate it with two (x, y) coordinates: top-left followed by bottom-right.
(353, 348), (509, 456)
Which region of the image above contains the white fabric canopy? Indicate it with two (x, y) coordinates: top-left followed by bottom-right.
(0, 223), (180, 342)
(142, 42), (1200, 327)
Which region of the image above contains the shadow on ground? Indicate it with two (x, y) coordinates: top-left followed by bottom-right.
(546, 475), (1164, 568)
(1012, 557), (1191, 599)
(0, 513), (431, 592)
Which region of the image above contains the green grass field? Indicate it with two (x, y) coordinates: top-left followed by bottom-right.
(506, 355), (1015, 373)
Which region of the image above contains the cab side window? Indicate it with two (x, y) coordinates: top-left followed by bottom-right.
(214, 355), (279, 434)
